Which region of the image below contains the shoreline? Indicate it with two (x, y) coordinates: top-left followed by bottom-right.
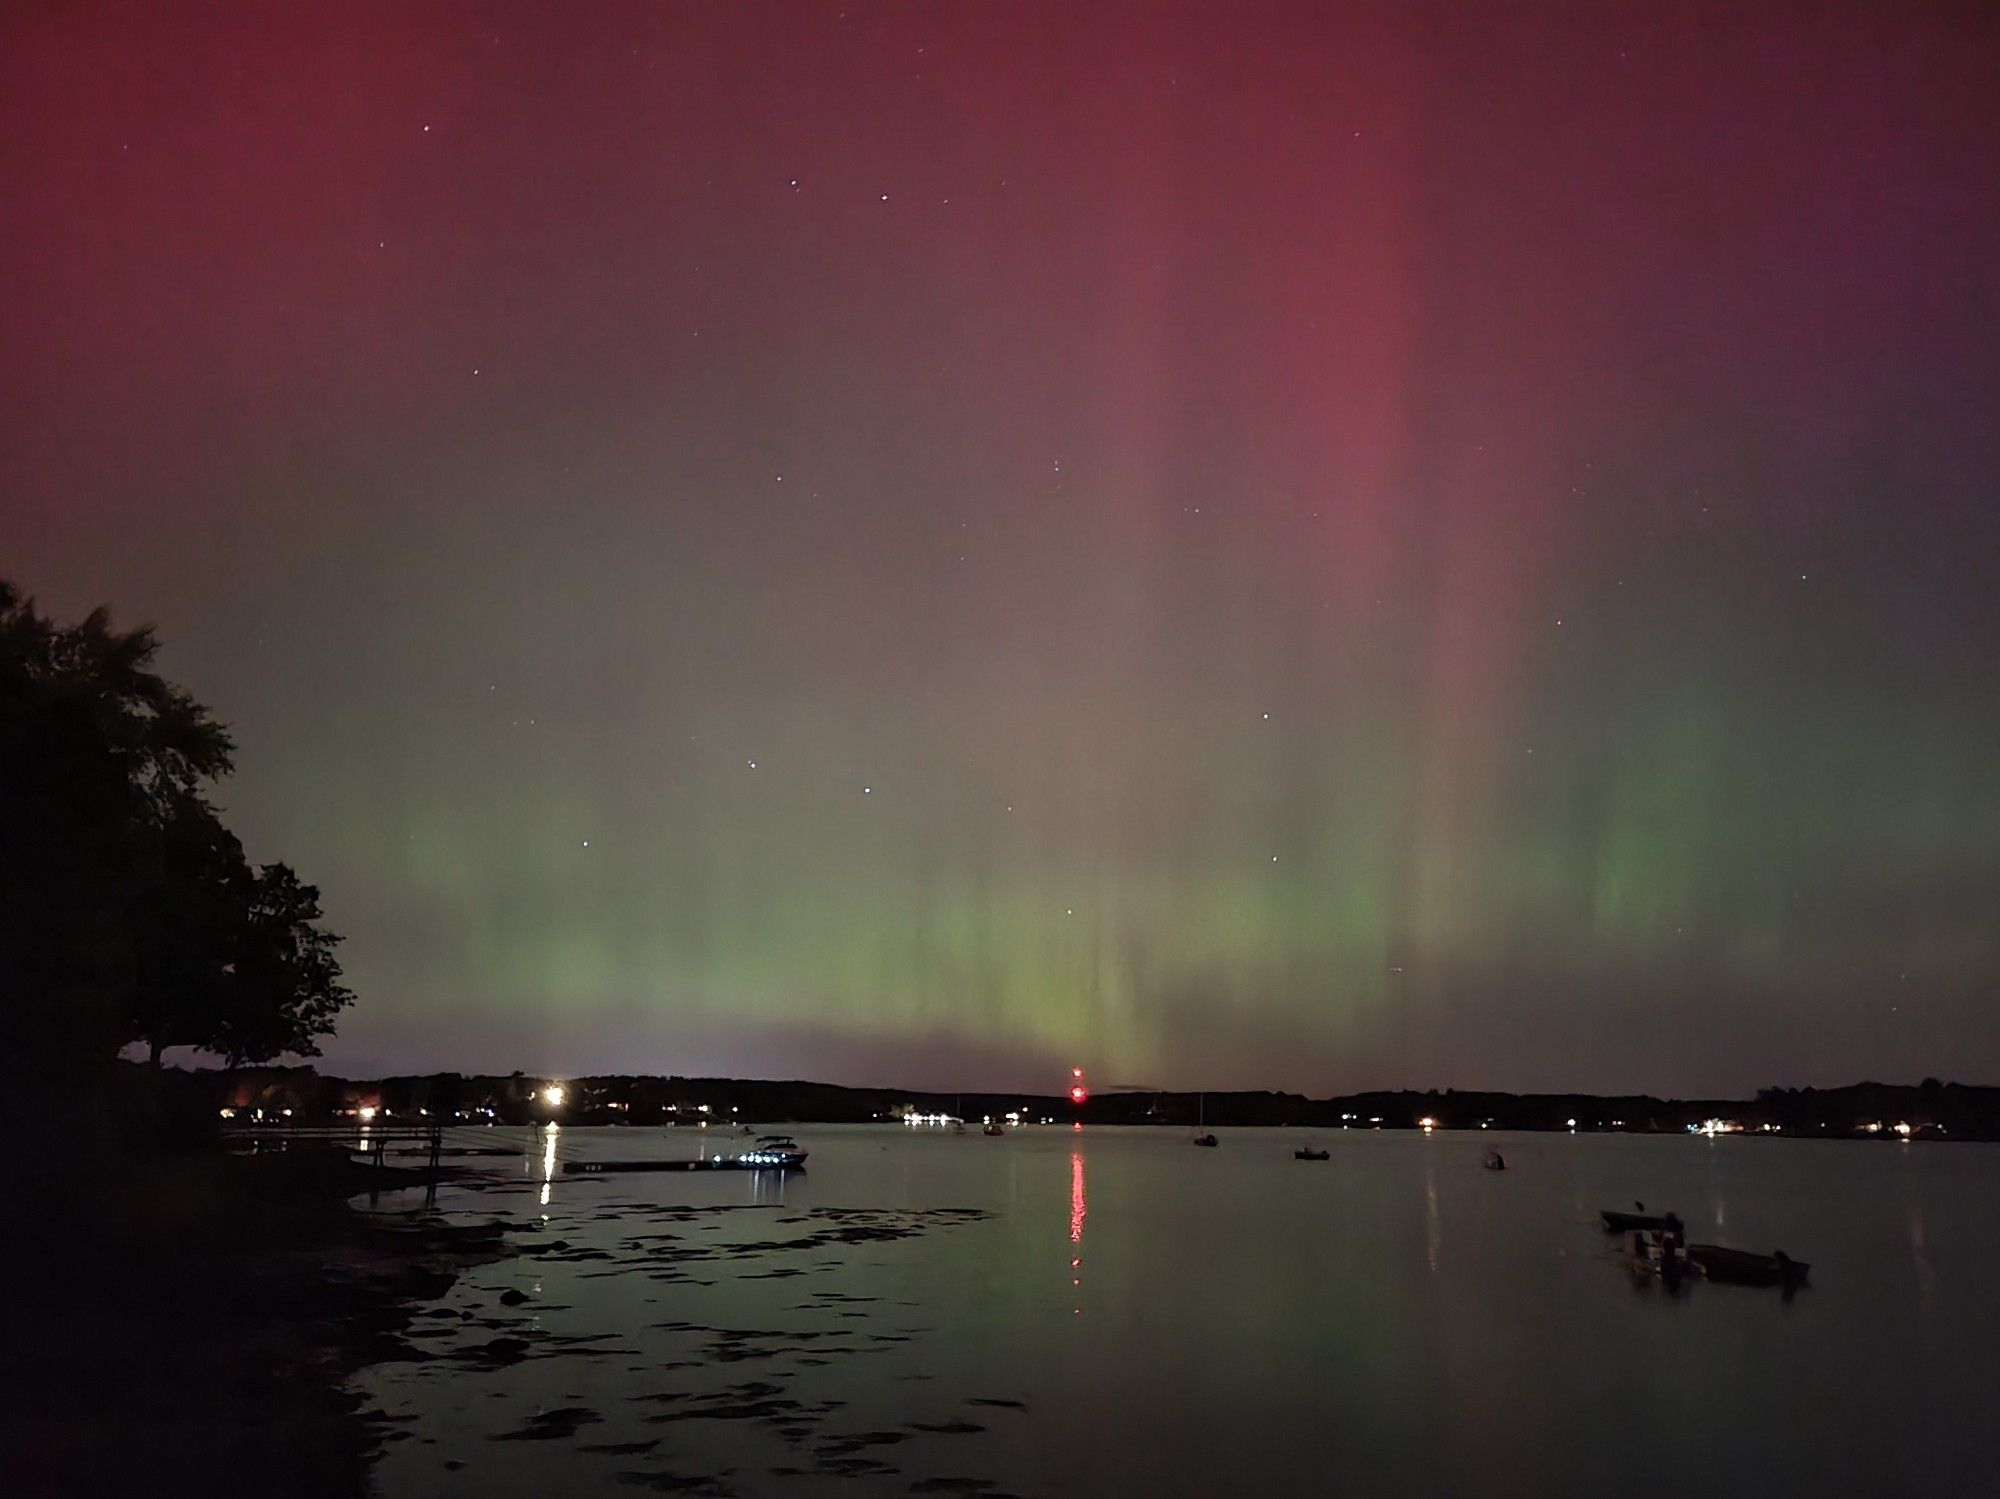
(19, 1142), (514, 1498)
(200, 1069), (2000, 1141)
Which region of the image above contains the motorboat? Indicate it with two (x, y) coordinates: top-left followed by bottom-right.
(983, 1122), (1004, 1136)
(1482, 1149), (1506, 1171)
(1294, 1146), (1329, 1161)
(1192, 1133), (1218, 1148)
(738, 1134), (808, 1168)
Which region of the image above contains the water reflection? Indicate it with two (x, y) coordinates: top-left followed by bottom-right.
(1906, 1177), (1936, 1311)
(1069, 1150), (1087, 1245)
(540, 1123), (558, 1207)
(1069, 1148), (1087, 1316)
(1425, 1166), (1440, 1275)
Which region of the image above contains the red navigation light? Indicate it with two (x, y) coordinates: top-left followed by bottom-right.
(1072, 1067), (1083, 1079)
(1070, 1085), (1088, 1104)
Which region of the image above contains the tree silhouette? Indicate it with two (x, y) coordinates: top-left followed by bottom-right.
(1, 580), (352, 1067)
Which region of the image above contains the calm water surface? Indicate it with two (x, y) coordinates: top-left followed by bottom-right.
(363, 1125), (2000, 1497)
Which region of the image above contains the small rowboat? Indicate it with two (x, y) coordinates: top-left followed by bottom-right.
(1294, 1147), (1329, 1161)
(1601, 1208), (1677, 1233)
(1687, 1244), (1809, 1288)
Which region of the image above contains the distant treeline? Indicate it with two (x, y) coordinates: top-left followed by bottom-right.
(204, 1068), (2000, 1140)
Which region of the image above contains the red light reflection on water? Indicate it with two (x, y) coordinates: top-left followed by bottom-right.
(1069, 1148), (1086, 1316)
(1069, 1149), (1087, 1244)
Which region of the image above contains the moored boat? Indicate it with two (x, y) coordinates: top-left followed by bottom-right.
(1687, 1244), (1809, 1288)
(738, 1134), (808, 1168)
(1601, 1206), (1678, 1234)
(1294, 1146), (1329, 1161)
(1191, 1092), (1216, 1147)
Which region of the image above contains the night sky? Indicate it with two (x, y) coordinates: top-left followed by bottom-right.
(5, 3), (1997, 1093)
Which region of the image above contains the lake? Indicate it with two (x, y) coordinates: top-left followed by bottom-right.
(362, 1124), (2000, 1496)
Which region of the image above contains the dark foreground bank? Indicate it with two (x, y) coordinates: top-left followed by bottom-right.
(16, 1078), (513, 1498)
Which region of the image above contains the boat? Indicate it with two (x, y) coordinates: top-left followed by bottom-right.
(1687, 1244), (1809, 1288)
(983, 1122), (1003, 1136)
(1191, 1092), (1217, 1147)
(1482, 1149), (1507, 1171)
(1601, 1203), (1680, 1234)
(1294, 1146), (1329, 1161)
(738, 1134), (808, 1168)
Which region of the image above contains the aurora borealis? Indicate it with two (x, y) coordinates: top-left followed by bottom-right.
(4, 3), (1997, 1093)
